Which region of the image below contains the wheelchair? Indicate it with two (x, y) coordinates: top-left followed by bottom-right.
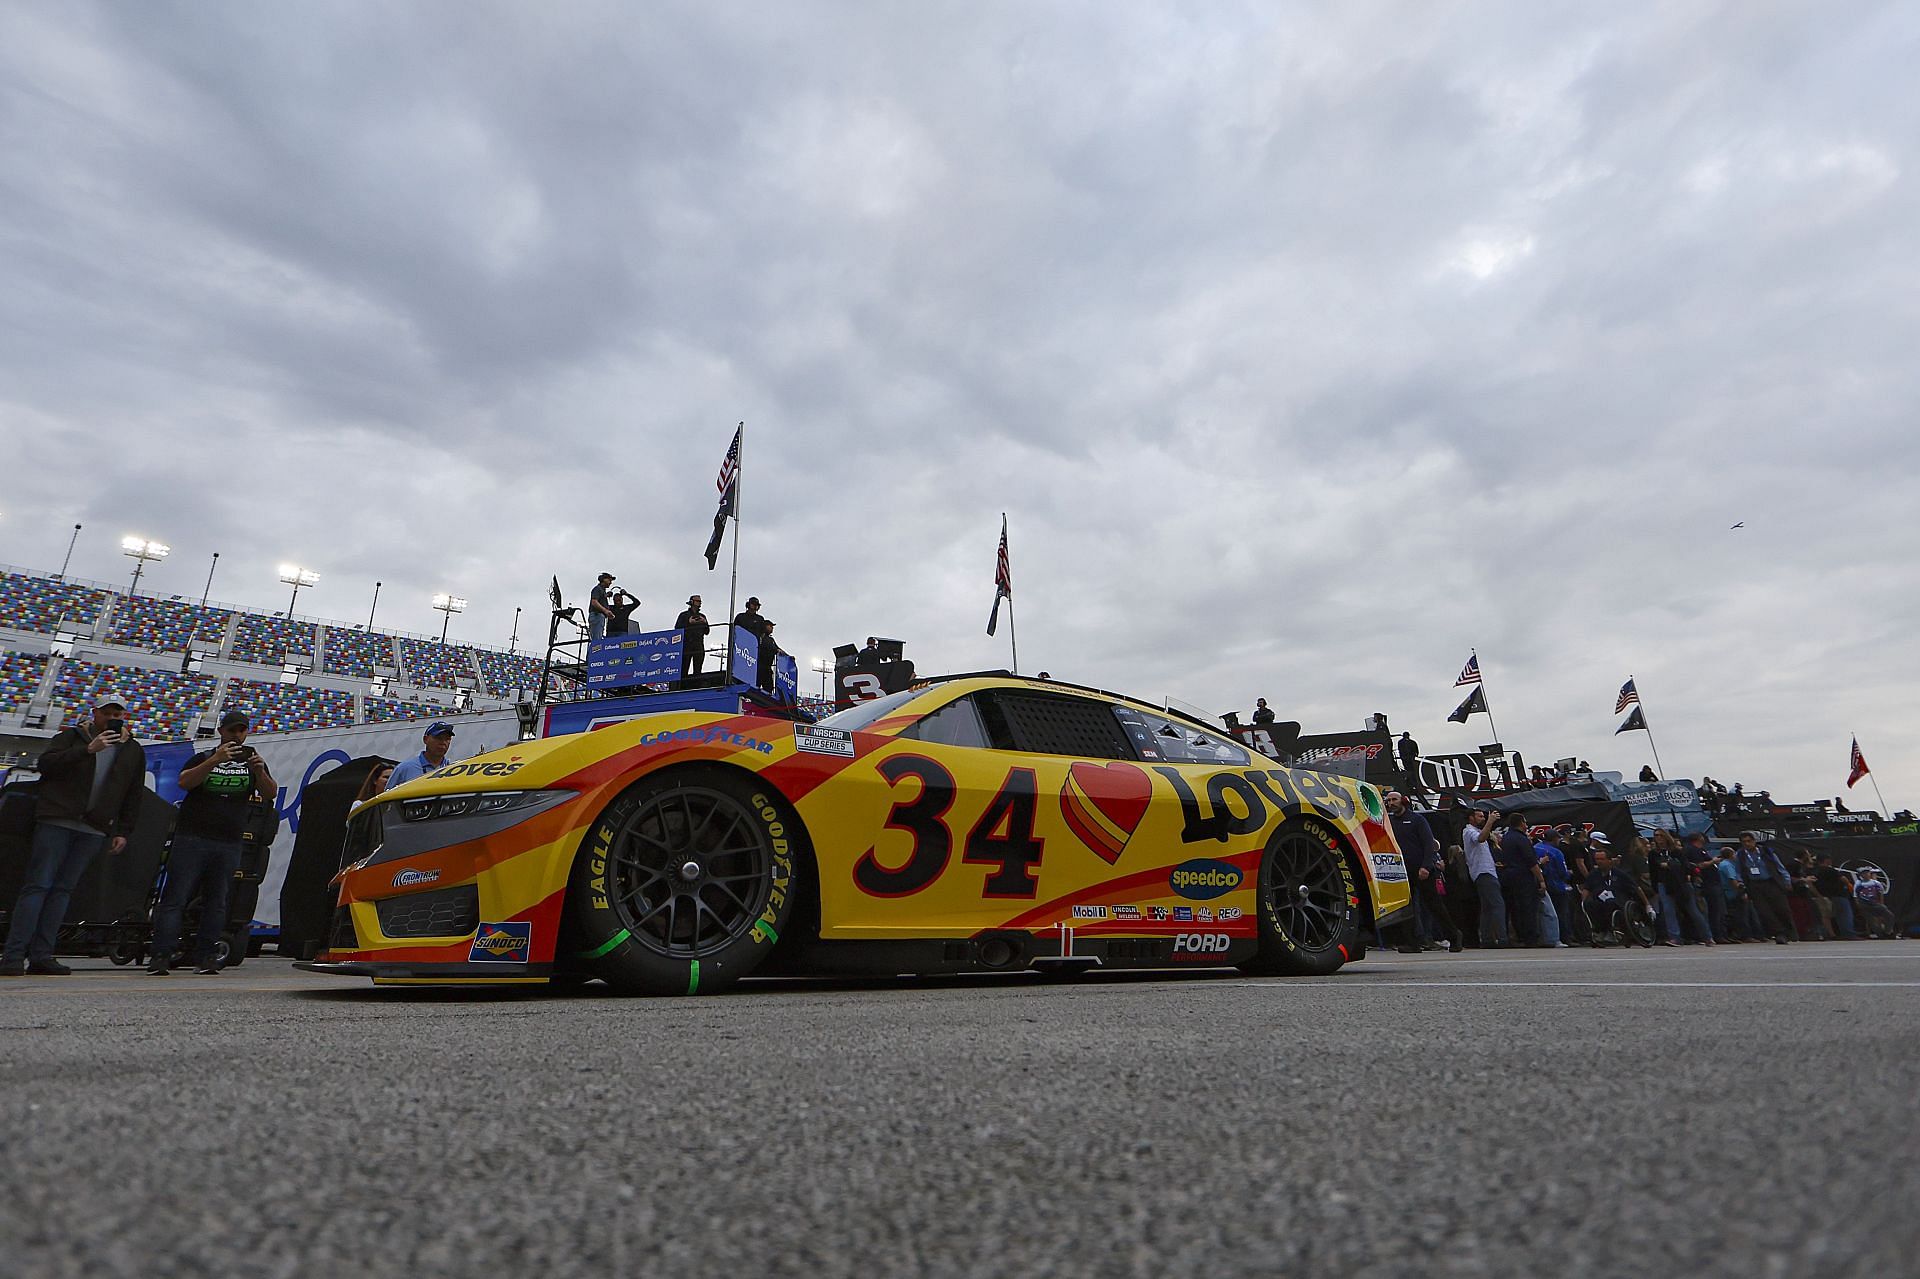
(1584, 893), (1655, 948)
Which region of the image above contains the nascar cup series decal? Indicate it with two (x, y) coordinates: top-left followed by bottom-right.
(792, 725), (855, 758)
(468, 921), (532, 963)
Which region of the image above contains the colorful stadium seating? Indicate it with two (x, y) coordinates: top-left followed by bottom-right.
(363, 695), (447, 724)
(53, 659), (220, 744)
(398, 638), (478, 691)
(0, 571), (110, 634)
(231, 613), (318, 666)
(474, 648), (544, 698)
(323, 627), (399, 678)
(107, 595), (232, 653)
(221, 678), (355, 734)
(0, 652), (48, 714)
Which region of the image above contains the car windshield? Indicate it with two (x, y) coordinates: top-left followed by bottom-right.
(814, 687), (927, 732)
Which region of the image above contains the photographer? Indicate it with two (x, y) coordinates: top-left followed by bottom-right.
(1, 700), (147, 977)
(148, 710), (275, 975)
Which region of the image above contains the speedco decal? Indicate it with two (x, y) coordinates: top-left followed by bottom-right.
(468, 921), (532, 963)
(638, 726), (774, 755)
(1152, 766), (1357, 843)
(1170, 858), (1243, 900)
(1369, 851), (1409, 883)
(391, 868), (441, 888)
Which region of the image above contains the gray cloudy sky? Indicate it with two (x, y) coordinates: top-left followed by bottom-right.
(3, 2), (1915, 806)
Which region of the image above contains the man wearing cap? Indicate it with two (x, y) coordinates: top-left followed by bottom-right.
(1388, 792), (1460, 953)
(675, 594), (711, 681)
(756, 620), (787, 693)
(388, 721), (457, 789)
(587, 572), (617, 642)
(149, 710), (274, 975)
(1460, 807), (1507, 948)
(2, 701), (148, 976)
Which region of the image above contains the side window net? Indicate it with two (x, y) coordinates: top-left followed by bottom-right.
(987, 691), (1136, 760)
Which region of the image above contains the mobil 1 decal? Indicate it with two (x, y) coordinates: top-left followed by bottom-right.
(1152, 766), (1356, 844)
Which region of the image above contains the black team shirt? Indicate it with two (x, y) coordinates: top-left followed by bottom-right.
(175, 748), (260, 842)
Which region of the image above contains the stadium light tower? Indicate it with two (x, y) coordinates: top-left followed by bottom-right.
(58, 523), (82, 581)
(121, 536), (169, 598)
(811, 656), (832, 698)
(432, 592), (467, 644)
(279, 564), (320, 617)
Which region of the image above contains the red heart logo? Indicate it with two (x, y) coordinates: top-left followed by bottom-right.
(1060, 761), (1153, 864)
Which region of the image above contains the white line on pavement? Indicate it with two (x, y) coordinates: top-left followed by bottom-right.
(1239, 979), (1920, 989)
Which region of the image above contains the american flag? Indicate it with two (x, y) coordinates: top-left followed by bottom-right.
(1615, 678), (1639, 714)
(703, 425), (742, 570)
(715, 425), (741, 495)
(1454, 654), (1481, 687)
(987, 514), (1012, 636)
(1848, 737), (1870, 789)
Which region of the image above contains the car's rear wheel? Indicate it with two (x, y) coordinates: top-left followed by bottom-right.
(1240, 815), (1361, 977)
(567, 769), (799, 996)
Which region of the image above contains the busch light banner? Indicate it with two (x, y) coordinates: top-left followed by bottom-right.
(1602, 777), (1711, 837)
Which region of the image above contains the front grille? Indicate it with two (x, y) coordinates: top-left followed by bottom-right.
(329, 904), (358, 950)
(375, 885), (480, 940)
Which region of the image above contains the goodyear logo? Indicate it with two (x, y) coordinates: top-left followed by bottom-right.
(467, 921), (531, 963)
(637, 726), (774, 755)
(1170, 859), (1243, 900)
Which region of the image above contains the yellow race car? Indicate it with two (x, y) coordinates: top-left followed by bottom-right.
(303, 676), (1412, 993)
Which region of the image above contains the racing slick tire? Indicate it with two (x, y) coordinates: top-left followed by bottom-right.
(566, 768), (800, 996)
(1239, 814), (1362, 978)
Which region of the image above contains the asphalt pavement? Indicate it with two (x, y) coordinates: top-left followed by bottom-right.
(4, 943), (1918, 1278)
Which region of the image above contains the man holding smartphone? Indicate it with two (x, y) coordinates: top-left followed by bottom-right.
(1, 700), (148, 976)
(149, 710), (275, 975)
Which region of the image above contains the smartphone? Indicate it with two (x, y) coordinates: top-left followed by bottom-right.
(105, 720), (126, 737)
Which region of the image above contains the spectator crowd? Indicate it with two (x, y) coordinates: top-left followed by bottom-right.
(1385, 794), (1902, 953)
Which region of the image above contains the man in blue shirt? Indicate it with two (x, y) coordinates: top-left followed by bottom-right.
(388, 722), (456, 789)
(1734, 832), (1794, 944)
(1534, 828), (1573, 948)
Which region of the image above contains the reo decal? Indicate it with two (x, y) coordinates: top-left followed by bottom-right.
(468, 921), (532, 963)
(1169, 858), (1244, 900)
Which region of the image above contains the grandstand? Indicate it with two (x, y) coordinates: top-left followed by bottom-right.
(398, 637), (477, 690)
(221, 678), (357, 735)
(231, 612), (317, 666)
(475, 648), (544, 698)
(53, 659), (221, 744)
(0, 564), (547, 746)
(107, 594), (233, 652)
(323, 626), (399, 678)
(0, 571), (110, 633)
(1, 653), (48, 715)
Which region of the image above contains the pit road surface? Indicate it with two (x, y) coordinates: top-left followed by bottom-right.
(4, 944), (1917, 1277)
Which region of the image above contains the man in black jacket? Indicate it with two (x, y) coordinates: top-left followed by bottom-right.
(1387, 791), (1460, 953)
(675, 595), (711, 680)
(1, 701), (148, 976)
(1495, 812), (1543, 946)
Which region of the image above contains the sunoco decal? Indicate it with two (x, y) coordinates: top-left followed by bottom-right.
(468, 921), (532, 963)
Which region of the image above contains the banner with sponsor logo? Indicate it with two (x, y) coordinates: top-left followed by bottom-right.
(1234, 726), (1400, 788)
(1600, 778), (1711, 837)
(1772, 833), (1920, 933)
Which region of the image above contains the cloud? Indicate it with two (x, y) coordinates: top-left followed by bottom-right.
(1, 1), (1915, 805)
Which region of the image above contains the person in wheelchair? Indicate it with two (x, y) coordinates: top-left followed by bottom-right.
(1582, 834), (1654, 947)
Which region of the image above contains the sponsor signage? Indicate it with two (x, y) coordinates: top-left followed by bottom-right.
(467, 920), (532, 963)
(1169, 858), (1244, 900)
(793, 725), (855, 758)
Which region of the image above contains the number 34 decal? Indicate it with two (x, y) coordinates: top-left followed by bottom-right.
(853, 756), (1046, 899)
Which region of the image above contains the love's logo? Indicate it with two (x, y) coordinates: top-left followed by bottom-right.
(1060, 761), (1153, 864)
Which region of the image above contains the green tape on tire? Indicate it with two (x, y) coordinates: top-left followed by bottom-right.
(686, 959), (700, 995)
(575, 928), (631, 961)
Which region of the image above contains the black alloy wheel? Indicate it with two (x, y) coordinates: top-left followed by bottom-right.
(606, 783), (773, 959)
(1242, 815), (1362, 977)
(568, 770), (800, 996)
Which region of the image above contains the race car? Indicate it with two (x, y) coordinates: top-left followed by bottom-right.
(302, 675), (1412, 994)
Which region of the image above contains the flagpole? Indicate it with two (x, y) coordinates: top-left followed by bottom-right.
(1473, 647), (1503, 748)
(1628, 676), (1668, 781)
(1859, 736), (1892, 817)
(726, 421), (742, 681)
(1007, 595), (1019, 676)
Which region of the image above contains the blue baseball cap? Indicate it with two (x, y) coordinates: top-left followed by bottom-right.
(425, 721), (455, 738)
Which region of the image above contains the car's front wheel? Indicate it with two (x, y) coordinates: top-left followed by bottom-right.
(567, 769), (800, 996)
(1240, 815), (1361, 977)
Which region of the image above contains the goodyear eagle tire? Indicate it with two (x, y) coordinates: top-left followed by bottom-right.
(567, 769), (799, 996)
(1240, 814), (1361, 977)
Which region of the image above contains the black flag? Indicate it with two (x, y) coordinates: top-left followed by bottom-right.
(1447, 686), (1487, 724)
(1615, 706), (1647, 734)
